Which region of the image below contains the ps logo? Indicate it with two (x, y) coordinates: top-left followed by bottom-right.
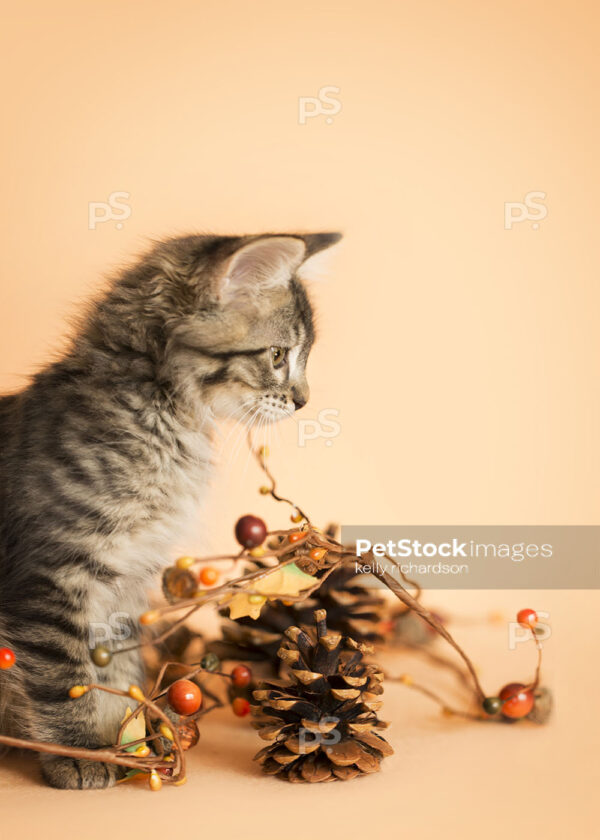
(297, 408), (341, 448)
(298, 86), (342, 125)
(88, 191), (131, 230)
(504, 191), (548, 230)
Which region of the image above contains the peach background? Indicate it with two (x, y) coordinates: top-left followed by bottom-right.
(0, 1), (598, 837)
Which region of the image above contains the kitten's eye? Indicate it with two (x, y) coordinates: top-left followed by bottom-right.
(270, 347), (288, 369)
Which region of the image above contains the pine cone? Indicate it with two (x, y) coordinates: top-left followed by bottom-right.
(252, 610), (393, 782)
(217, 566), (387, 672)
(293, 566), (386, 643)
(527, 686), (553, 724)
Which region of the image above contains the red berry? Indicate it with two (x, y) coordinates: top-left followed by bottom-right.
(167, 679), (202, 715)
(0, 648), (15, 670)
(232, 697), (250, 717)
(235, 515), (267, 549)
(517, 608), (538, 629)
(231, 665), (252, 687)
(499, 682), (535, 719)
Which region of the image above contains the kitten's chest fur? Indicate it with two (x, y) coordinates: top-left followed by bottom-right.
(87, 416), (213, 624)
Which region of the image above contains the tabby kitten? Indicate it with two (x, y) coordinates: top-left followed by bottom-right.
(0, 231), (340, 788)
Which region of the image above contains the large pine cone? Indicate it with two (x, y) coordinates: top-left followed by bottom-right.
(252, 610), (393, 782)
(215, 565), (387, 672)
(291, 565), (386, 643)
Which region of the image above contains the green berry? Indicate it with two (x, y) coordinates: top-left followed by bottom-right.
(91, 645), (112, 667)
(482, 696), (502, 715)
(200, 652), (220, 672)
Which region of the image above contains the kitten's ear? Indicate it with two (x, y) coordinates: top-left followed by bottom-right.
(218, 236), (306, 303)
(216, 233), (342, 302)
(300, 232), (343, 258)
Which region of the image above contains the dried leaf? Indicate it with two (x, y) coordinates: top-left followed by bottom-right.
(119, 706), (146, 753)
(225, 563), (318, 620)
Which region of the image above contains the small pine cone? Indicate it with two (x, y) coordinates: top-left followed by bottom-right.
(391, 610), (434, 647)
(162, 567), (197, 602)
(158, 707), (200, 753)
(252, 610), (393, 782)
(527, 686), (553, 724)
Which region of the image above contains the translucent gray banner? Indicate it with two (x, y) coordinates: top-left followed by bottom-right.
(340, 526), (600, 589)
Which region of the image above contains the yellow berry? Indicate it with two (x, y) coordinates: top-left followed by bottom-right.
(149, 772), (162, 791)
(139, 609), (160, 626)
(176, 556), (195, 570)
(249, 546), (265, 558)
(159, 723), (174, 741)
(290, 511), (303, 523)
(135, 745), (150, 757)
(259, 486), (270, 495)
(129, 684), (145, 703)
(68, 685), (89, 699)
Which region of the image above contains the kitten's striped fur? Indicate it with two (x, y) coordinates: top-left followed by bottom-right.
(0, 232), (340, 788)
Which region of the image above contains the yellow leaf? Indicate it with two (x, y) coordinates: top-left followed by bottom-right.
(225, 564), (318, 620)
(119, 706), (146, 753)
(227, 592), (266, 620)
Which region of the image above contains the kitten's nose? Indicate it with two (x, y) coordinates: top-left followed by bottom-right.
(291, 384), (308, 411)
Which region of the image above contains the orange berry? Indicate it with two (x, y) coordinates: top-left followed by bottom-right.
(231, 664), (252, 687)
(68, 685), (89, 699)
(232, 697), (250, 717)
(309, 547), (327, 561)
(167, 679), (202, 715)
(128, 684), (145, 703)
(288, 532), (307, 544)
(517, 608), (538, 629)
(499, 682), (535, 719)
(139, 609), (160, 626)
(0, 648), (16, 670)
(199, 566), (219, 586)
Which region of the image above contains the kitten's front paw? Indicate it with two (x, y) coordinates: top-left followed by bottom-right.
(41, 755), (124, 789)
